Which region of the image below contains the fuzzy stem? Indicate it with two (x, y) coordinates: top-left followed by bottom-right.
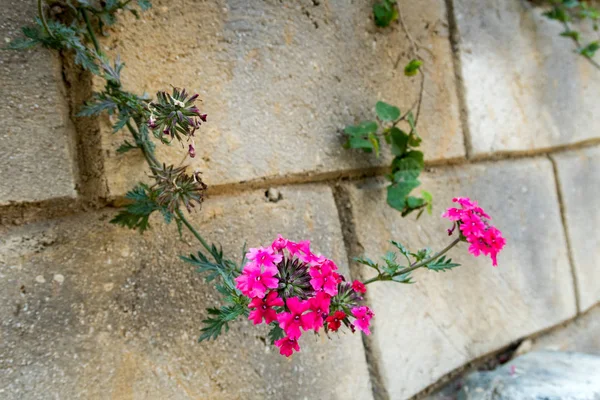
(80, 7), (101, 54)
(363, 237), (462, 285)
(37, 0), (54, 38)
(176, 208), (213, 254)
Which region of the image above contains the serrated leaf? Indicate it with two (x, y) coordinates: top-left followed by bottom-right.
(390, 240), (411, 264)
(375, 101), (400, 121)
(391, 273), (413, 284)
(198, 304), (246, 342)
(268, 324), (285, 345)
(425, 256), (460, 272)
(116, 140), (138, 154)
(78, 97), (117, 117)
(109, 184), (163, 233)
(354, 256), (380, 271)
(404, 59), (423, 76)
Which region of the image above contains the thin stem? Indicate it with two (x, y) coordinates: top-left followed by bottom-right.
(126, 121), (160, 168)
(37, 0), (54, 38)
(363, 237), (462, 285)
(176, 208), (212, 254)
(553, 2), (600, 71)
(80, 7), (101, 54)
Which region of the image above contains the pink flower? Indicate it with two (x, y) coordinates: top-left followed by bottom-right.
(352, 306), (374, 335)
(234, 262), (279, 299)
(305, 292), (331, 331)
(277, 297), (311, 339)
(325, 310), (346, 332)
(286, 240), (311, 257)
(459, 213), (486, 238)
(352, 280), (367, 294)
(309, 262), (340, 296)
(247, 246), (283, 269)
(274, 336), (300, 357)
(271, 234), (288, 251)
(248, 291), (284, 325)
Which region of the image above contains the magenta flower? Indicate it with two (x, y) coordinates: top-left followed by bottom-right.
(352, 306), (374, 335)
(443, 197), (505, 267)
(248, 291), (284, 325)
(274, 336), (300, 357)
(247, 246), (283, 269)
(352, 280), (367, 294)
(277, 297), (311, 339)
(234, 262), (279, 299)
(271, 234), (288, 251)
(309, 261), (340, 296)
(286, 240), (311, 257)
(305, 292), (331, 331)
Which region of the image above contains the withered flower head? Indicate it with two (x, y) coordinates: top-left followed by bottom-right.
(148, 87), (206, 146)
(151, 163), (207, 213)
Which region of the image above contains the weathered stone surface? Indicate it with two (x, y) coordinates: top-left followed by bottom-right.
(0, 185), (372, 399)
(553, 146), (600, 312)
(98, 0), (464, 197)
(0, 0), (78, 205)
(455, 0), (600, 156)
(342, 158), (576, 398)
(457, 351), (600, 400)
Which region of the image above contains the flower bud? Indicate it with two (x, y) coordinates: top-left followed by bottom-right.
(188, 143), (196, 158)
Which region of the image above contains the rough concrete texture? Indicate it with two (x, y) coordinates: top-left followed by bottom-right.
(454, 0), (600, 156)
(456, 351), (600, 400)
(342, 158), (576, 398)
(530, 304), (600, 355)
(553, 147), (600, 312)
(0, 185), (372, 399)
(0, 0), (78, 205)
(96, 0), (464, 197)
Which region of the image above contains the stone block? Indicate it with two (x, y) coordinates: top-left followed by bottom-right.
(342, 158), (576, 398)
(0, 184), (372, 399)
(96, 0), (464, 197)
(454, 0), (600, 156)
(553, 146), (600, 311)
(0, 0), (78, 205)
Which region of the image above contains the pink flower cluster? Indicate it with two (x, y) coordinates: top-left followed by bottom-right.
(443, 197), (506, 266)
(234, 235), (374, 357)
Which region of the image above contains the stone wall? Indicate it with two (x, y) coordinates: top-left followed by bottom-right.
(1, 0), (599, 399)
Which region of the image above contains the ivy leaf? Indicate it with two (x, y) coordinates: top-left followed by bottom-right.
(198, 304), (247, 342)
(579, 41), (600, 58)
(373, 0), (398, 27)
(387, 177), (420, 211)
(544, 7), (570, 22)
(425, 256), (460, 272)
(406, 111), (416, 132)
(404, 59), (423, 76)
(116, 140), (138, 154)
(422, 190), (433, 215)
(390, 127), (409, 156)
(268, 324), (285, 345)
(343, 121), (380, 154)
(344, 121), (378, 136)
(375, 101), (400, 121)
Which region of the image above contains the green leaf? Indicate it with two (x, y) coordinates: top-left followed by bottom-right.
(404, 59), (423, 76)
(116, 140), (138, 154)
(387, 178), (420, 211)
(137, 0), (152, 11)
(368, 132), (380, 157)
(77, 96), (117, 117)
(382, 251), (400, 275)
(109, 184), (162, 233)
(425, 256), (460, 272)
(413, 248), (432, 262)
(181, 248), (239, 289)
(198, 304), (246, 342)
(7, 37), (38, 50)
(389, 127), (409, 156)
(579, 41), (600, 58)
(406, 111), (416, 131)
(406, 196), (426, 209)
(422, 190), (433, 215)
(268, 324), (285, 345)
(391, 155), (423, 180)
(391, 273), (414, 284)
(390, 240), (411, 264)
(560, 30), (580, 41)
(373, 0), (398, 27)
(375, 101), (400, 121)
(543, 7), (570, 22)
(354, 256), (380, 271)
(344, 121), (378, 136)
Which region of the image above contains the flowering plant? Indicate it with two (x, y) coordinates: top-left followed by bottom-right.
(9, 0), (506, 359)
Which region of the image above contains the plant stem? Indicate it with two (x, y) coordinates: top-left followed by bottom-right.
(126, 121), (160, 168)
(37, 0), (54, 38)
(80, 7), (101, 54)
(363, 237), (461, 285)
(176, 208), (213, 254)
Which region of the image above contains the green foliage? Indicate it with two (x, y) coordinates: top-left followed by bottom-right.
(404, 59), (423, 76)
(373, 0), (398, 27)
(540, 0), (600, 68)
(343, 121), (379, 155)
(110, 184), (172, 233)
(268, 324), (285, 344)
(116, 140), (139, 154)
(425, 255), (460, 272)
(78, 0), (153, 32)
(376, 101), (400, 121)
(198, 303), (247, 342)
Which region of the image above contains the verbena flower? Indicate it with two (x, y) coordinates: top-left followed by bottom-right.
(148, 87), (207, 156)
(443, 197), (506, 267)
(351, 306), (374, 335)
(234, 236), (374, 357)
(152, 164), (207, 213)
